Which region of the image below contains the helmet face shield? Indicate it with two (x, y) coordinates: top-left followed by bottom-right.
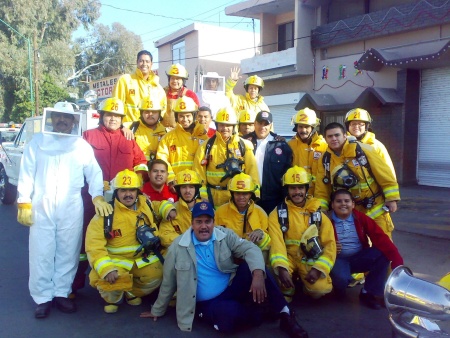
(201, 73), (225, 93)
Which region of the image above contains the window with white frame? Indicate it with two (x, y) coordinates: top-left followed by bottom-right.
(172, 40), (185, 66)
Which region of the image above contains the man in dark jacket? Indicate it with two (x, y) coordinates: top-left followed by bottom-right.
(244, 111), (292, 214)
(329, 189), (403, 309)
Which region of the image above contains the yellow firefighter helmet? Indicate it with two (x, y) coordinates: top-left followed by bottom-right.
(244, 75), (264, 90)
(238, 109), (257, 124)
(174, 169), (202, 186)
(112, 169), (141, 190)
(173, 96), (198, 114)
(282, 166), (312, 186)
(138, 95), (165, 118)
(166, 63), (189, 79)
(228, 173), (256, 192)
(344, 108), (372, 124)
(292, 107), (320, 127)
(215, 106), (238, 125)
(99, 97), (125, 116)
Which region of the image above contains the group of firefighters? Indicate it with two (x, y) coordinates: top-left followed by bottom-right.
(16, 50), (403, 336)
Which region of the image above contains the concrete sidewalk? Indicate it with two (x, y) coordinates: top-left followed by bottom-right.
(393, 184), (450, 240)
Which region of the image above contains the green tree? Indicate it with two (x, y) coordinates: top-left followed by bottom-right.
(0, 0), (101, 121)
(71, 22), (143, 96)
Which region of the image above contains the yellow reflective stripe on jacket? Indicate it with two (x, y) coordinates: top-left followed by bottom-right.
(257, 233), (271, 250)
(134, 164), (149, 172)
(171, 161), (194, 168)
(285, 239), (301, 246)
(383, 185), (399, 199)
(110, 258), (134, 271)
(199, 186), (208, 200)
(301, 257), (316, 266)
(318, 198), (329, 209)
(159, 200), (174, 220)
(135, 255), (160, 268)
(107, 245), (141, 255)
(315, 256), (334, 274)
(270, 253), (289, 267)
(350, 178), (375, 190)
(206, 171), (226, 178)
(94, 256), (114, 275)
(366, 203), (385, 220)
(126, 103), (138, 110)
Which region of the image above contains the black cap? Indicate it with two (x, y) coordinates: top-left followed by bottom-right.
(255, 111), (272, 124)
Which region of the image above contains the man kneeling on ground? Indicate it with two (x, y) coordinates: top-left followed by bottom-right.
(329, 189), (403, 309)
(141, 201), (309, 337)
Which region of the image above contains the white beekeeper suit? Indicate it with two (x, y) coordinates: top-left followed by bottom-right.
(17, 105), (105, 306)
(196, 72), (231, 129)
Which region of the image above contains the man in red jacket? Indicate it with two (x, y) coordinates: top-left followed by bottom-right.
(329, 189), (403, 309)
(72, 97), (148, 294)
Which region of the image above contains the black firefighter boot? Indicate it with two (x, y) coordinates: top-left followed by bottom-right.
(280, 310), (309, 338)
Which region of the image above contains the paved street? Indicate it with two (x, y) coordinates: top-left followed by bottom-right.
(0, 185), (449, 338)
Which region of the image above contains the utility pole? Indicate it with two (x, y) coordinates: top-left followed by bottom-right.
(33, 32), (40, 116)
(33, 23), (50, 116)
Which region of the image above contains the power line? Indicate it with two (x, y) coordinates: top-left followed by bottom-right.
(102, 3), (250, 25)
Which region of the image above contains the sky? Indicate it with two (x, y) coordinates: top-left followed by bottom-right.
(74, 0), (259, 65)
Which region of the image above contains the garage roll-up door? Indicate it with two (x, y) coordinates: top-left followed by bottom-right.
(418, 67), (450, 187)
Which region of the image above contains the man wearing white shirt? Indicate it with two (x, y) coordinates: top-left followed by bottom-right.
(243, 111), (292, 214)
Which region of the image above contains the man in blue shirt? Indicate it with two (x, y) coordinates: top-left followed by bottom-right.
(329, 189), (403, 309)
(142, 201), (308, 337)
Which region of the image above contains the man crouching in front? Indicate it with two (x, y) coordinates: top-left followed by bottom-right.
(141, 201), (308, 337)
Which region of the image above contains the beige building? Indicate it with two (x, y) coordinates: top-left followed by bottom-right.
(226, 0), (450, 187)
(154, 22), (260, 95)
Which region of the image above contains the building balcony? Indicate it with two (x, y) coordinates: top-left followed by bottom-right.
(241, 47), (298, 76)
(312, 0), (450, 49)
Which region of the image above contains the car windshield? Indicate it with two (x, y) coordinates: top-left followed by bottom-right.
(0, 130), (19, 143)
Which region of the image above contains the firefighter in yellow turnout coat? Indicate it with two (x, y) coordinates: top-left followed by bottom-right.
(288, 108), (328, 196)
(158, 170), (203, 249)
(157, 97), (208, 182)
(345, 108), (396, 179)
(112, 50), (167, 123)
(315, 122), (400, 239)
(86, 170), (171, 313)
(268, 167), (336, 300)
(193, 107), (260, 208)
(123, 95), (167, 161)
(226, 68), (269, 114)
(215, 173), (270, 253)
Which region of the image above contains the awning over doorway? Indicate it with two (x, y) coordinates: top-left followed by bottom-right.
(295, 87), (403, 112)
(357, 39), (450, 72)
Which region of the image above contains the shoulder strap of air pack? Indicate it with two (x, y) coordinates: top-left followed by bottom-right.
(130, 121), (140, 134)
